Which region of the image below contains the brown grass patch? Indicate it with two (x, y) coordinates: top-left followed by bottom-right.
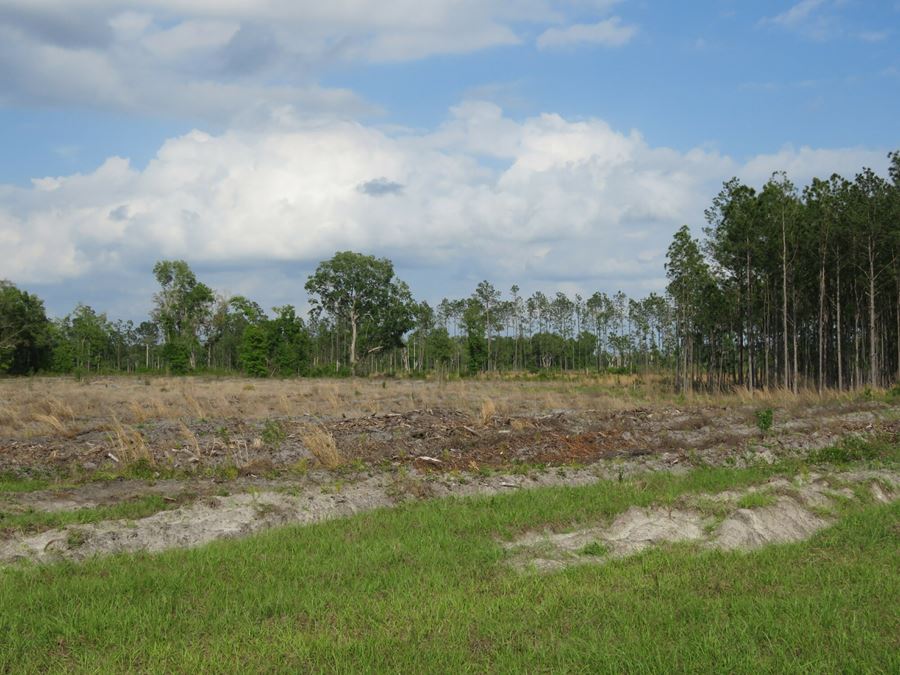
(300, 424), (343, 470)
(179, 421), (201, 459)
(108, 415), (152, 464)
(480, 398), (497, 426)
(32, 413), (69, 436)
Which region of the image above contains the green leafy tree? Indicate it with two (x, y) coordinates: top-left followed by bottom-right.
(151, 260), (214, 371)
(239, 324), (269, 377)
(305, 252), (413, 372)
(268, 305), (310, 376)
(0, 281), (52, 374)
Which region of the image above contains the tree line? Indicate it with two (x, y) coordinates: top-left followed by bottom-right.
(1, 152), (897, 390)
(668, 151), (899, 392)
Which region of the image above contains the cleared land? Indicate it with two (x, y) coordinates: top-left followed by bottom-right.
(0, 375), (898, 671)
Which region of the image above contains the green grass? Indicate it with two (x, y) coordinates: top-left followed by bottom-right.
(809, 434), (897, 464)
(0, 495), (182, 535)
(579, 541), (610, 557)
(0, 473), (52, 494)
(735, 491), (778, 509)
(0, 452), (897, 673)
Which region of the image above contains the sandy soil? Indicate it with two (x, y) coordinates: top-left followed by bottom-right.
(1, 378), (897, 565)
(503, 469), (900, 571)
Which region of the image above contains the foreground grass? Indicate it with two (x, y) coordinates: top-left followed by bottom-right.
(1, 452), (898, 673)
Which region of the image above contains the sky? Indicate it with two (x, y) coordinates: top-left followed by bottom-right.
(0, 0), (898, 321)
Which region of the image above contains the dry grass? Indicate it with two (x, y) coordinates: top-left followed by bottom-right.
(32, 413), (69, 436)
(108, 415), (152, 465)
(181, 389), (204, 418)
(510, 418), (531, 432)
(300, 424), (343, 470)
(0, 375), (881, 444)
(480, 398), (497, 426)
(0, 404), (16, 429)
(178, 421), (201, 459)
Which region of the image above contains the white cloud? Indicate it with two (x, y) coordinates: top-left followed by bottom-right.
(536, 16), (636, 49)
(0, 103), (887, 311)
(857, 30), (889, 43)
(738, 145), (888, 186)
(758, 0), (886, 42)
(0, 1), (594, 121)
(764, 0), (827, 28)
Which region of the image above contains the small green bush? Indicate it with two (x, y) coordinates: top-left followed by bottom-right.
(261, 419), (286, 448)
(755, 408), (774, 433)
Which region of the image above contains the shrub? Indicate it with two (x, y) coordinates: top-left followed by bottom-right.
(755, 408), (774, 433)
(261, 419), (286, 448)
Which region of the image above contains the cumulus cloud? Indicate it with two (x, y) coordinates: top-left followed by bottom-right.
(0, 102), (888, 313)
(0, 1), (608, 122)
(536, 16), (636, 49)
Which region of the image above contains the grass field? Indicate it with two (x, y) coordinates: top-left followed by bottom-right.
(1, 452), (897, 673)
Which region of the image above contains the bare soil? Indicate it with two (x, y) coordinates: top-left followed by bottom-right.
(1, 377), (898, 565)
(503, 469), (900, 571)
(1, 395), (892, 476)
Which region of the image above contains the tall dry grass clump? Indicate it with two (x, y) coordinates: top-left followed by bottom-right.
(0, 404), (18, 430)
(179, 421), (202, 459)
(43, 397), (75, 422)
(108, 415), (152, 464)
(32, 413), (69, 436)
(128, 400), (150, 423)
(300, 424), (343, 470)
(480, 398), (497, 426)
(181, 389), (204, 418)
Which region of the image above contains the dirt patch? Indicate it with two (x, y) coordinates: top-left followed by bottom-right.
(1, 395), (898, 565)
(0, 465), (610, 564)
(0, 487), (390, 563)
(503, 470), (899, 571)
(713, 498), (827, 550)
(2, 397), (895, 478)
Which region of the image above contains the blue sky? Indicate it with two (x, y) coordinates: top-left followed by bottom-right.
(0, 0), (897, 320)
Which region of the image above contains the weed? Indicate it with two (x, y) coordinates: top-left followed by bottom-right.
(736, 491), (777, 509)
(261, 419), (286, 448)
(217, 464), (240, 481)
(579, 541), (609, 556)
(65, 528), (88, 549)
(289, 458), (309, 477)
(755, 408), (774, 433)
(124, 458), (157, 480)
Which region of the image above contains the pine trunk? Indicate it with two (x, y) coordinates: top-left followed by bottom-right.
(868, 238), (877, 387)
(782, 208), (790, 391)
